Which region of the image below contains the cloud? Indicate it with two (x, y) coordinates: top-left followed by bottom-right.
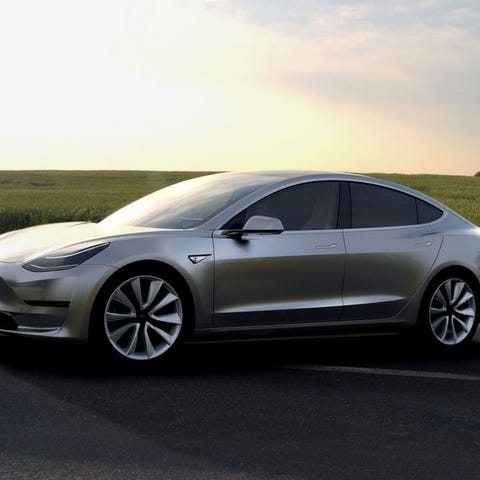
(214, 1), (480, 143)
(0, 0), (478, 173)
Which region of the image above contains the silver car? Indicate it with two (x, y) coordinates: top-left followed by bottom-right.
(0, 171), (478, 362)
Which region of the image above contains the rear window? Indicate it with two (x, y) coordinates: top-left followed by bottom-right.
(417, 199), (443, 224)
(350, 183), (417, 228)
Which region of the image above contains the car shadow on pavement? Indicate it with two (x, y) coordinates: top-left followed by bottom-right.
(1, 332), (480, 377)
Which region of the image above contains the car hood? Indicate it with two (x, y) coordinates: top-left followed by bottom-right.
(0, 222), (170, 263)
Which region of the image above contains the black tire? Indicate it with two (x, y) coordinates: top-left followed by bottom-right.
(418, 272), (479, 350)
(90, 266), (189, 364)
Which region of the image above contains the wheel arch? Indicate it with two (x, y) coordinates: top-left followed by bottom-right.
(424, 265), (480, 296)
(88, 259), (196, 340)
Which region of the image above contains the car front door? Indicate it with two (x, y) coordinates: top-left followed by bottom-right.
(212, 181), (346, 329)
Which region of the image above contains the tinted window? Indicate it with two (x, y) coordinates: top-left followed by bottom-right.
(417, 199), (443, 224)
(224, 182), (339, 231)
(350, 183), (417, 228)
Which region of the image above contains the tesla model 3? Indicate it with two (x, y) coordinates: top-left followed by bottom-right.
(0, 171), (478, 362)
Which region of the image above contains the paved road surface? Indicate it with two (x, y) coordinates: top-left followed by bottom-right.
(1, 333), (480, 480)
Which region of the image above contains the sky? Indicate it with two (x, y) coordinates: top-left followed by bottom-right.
(0, 0), (478, 174)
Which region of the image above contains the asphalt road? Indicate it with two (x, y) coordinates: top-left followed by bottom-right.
(1, 332), (480, 480)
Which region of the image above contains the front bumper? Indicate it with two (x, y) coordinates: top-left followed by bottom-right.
(0, 262), (115, 341)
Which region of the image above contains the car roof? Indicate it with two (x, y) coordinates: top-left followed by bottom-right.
(222, 170), (365, 179)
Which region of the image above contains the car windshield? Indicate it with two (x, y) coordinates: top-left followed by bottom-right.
(101, 173), (280, 229)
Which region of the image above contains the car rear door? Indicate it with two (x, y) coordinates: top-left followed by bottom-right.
(341, 181), (443, 321)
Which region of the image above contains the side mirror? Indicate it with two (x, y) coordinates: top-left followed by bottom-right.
(243, 215), (284, 233)
(222, 215), (284, 238)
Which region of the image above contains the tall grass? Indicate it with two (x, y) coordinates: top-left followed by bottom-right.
(0, 171), (213, 233)
(0, 170), (479, 233)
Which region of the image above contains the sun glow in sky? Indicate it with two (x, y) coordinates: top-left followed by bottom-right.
(0, 0), (479, 174)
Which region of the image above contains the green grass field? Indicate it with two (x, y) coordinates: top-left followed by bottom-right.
(0, 170), (479, 233)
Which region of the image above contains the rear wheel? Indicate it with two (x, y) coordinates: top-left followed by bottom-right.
(420, 274), (479, 349)
(93, 269), (186, 362)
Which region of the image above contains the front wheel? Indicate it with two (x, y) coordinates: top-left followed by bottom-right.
(420, 274), (479, 349)
(93, 270), (186, 362)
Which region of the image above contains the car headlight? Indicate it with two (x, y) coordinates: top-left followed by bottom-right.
(23, 242), (110, 272)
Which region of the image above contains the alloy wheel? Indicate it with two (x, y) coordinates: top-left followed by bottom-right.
(104, 275), (183, 360)
(429, 278), (476, 346)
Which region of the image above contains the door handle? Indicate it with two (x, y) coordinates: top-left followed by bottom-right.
(315, 243), (337, 249)
(415, 241), (433, 246)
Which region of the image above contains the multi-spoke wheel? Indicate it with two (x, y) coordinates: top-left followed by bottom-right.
(422, 274), (479, 349)
(94, 271), (186, 362)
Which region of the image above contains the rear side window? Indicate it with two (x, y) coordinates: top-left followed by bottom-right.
(350, 183), (417, 228)
(417, 199), (443, 224)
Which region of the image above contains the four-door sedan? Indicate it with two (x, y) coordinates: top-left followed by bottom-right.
(0, 171), (478, 362)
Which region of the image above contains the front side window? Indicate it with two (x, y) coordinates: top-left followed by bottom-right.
(224, 182), (340, 231)
(350, 183), (417, 228)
